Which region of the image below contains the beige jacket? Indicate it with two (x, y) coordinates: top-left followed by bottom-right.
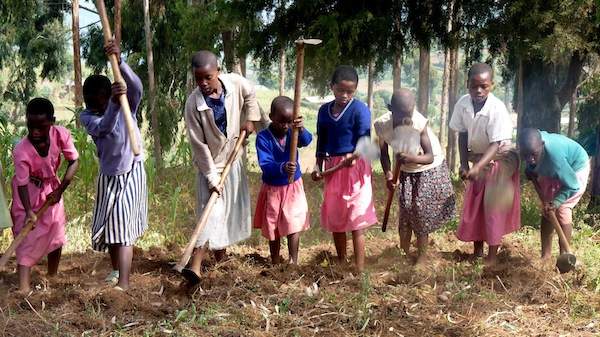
(184, 73), (261, 188)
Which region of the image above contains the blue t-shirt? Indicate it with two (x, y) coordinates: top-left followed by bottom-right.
(256, 127), (312, 186)
(316, 98), (371, 157)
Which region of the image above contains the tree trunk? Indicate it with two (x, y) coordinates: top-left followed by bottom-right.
(71, 0), (83, 126)
(279, 47), (286, 96)
(222, 30), (236, 73)
(446, 48), (459, 172)
(521, 53), (584, 133)
(392, 49), (402, 92)
(417, 43), (430, 116)
(367, 61), (375, 113)
(114, 0), (122, 46)
(516, 58), (524, 135)
(568, 91), (576, 137)
(143, 0), (162, 170)
(439, 47), (451, 149)
(239, 55), (246, 77)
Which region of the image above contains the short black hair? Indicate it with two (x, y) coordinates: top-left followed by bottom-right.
(83, 74), (111, 107)
(191, 50), (219, 69)
(270, 96), (294, 115)
(331, 65), (359, 85)
(518, 128), (542, 153)
(467, 63), (493, 81)
(26, 97), (54, 119)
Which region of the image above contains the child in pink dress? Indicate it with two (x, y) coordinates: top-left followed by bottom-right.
(311, 65), (377, 273)
(11, 98), (79, 293)
(449, 63), (520, 266)
(254, 96), (311, 264)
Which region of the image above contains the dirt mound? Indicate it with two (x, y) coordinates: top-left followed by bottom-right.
(0, 234), (599, 336)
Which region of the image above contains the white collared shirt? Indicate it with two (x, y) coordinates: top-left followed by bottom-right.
(449, 93), (514, 154)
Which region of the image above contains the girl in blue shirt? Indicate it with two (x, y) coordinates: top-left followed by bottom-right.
(254, 96), (312, 265)
(311, 65), (377, 273)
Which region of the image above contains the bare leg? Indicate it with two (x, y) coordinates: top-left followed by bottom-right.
(18, 265), (31, 293)
(540, 216), (554, 259)
(474, 241), (484, 258)
(269, 239), (281, 264)
(47, 247), (62, 277)
(115, 245), (133, 290)
(352, 229), (366, 273)
(485, 245), (499, 266)
(415, 233), (428, 265)
(398, 221), (412, 255)
(109, 245), (119, 271)
(287, 233), (300, 265)
(332, 232), (347, 263)
(190, 246), (208, 275)
(213, 249), (227, 263)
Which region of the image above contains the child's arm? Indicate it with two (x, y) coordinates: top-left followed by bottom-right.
(47, 129), (80, 205)
(313, 111), (326, 180)
(80, 104), (120, 138)
(256, 134), (288, 177)
(458, 132), (470, 178)
(379, 141), (396, 191)
(104, 40), (143, 117)
(13, 151), (36, 225)
(465, 141), (500, 180)
(398, 124), (434, 165)
(183, 96), (220, 191)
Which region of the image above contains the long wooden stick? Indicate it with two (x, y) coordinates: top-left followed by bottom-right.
(0, 201), (51, 269)
(96, 0), (141, 156)
(287, 42), (306, 184)
(174, 130), (248, 272)
(382, 162), (402, 232)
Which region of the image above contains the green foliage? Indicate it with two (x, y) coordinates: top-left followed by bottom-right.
(0, 0), (69, 106)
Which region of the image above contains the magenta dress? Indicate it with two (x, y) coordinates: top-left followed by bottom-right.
(10, 126), (79, 267)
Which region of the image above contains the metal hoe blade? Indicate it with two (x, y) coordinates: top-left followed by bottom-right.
(295, 38), (322, 45)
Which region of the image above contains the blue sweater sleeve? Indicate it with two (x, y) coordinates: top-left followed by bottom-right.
(80, 105), (120, 138)
(298, 128), (313, 148)
(256, 133), (285, 177)
(316, 106), (327, 157)
(354, 103), (371, 139)
(120, 62), (143, 117)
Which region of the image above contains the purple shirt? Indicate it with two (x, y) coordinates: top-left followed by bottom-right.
(81, 62), (144, 176)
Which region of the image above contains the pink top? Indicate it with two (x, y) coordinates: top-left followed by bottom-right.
(10, 125), (78, 267)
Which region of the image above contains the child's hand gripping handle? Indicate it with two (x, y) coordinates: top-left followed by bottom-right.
(0, 201), (51, 269)
(382, 161), (402, 232)
(96, 0), (141, 156)
(174, 130), (248, 273)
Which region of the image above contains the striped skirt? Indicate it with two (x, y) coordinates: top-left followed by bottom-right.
(91, 161), (148, 252)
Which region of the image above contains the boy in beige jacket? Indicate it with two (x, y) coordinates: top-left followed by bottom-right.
(183, 50), (261, 283)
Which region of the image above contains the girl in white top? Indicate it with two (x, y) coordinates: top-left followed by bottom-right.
(375, 89), (456, 264)
(449, 63), (520, 267)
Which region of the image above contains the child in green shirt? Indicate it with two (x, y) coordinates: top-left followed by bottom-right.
(519, 128), (590, 259)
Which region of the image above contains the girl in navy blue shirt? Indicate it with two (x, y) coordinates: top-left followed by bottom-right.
(311, 65), (377, 273)
(254, 96), (312, 265)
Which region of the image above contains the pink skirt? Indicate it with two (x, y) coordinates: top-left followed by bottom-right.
(253, 178), (310, 240)
(457, 152), (521, 246)
(11, 178), (66, 267)
(537, 162), (590, 224)
(321, 156), (377, 233)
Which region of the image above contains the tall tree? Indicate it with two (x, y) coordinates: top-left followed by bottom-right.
(143, 0), (162, 169)
(72, 0), (84, 123)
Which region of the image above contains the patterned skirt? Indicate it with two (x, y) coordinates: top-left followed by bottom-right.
(91, 161), (148, 251)
(398, 161), (455, 235)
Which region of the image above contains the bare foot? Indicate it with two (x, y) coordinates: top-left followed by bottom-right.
(114, 283), (129, 291)
(271, 255), (281, 265)
(415, 252), (428, 266)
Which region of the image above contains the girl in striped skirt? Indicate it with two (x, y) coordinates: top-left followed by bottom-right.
(80, 40), (148, 291)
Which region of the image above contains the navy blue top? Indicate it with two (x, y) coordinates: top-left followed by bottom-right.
(316, 98), (371, 157)
(204, 90), (227, 137)
(256, 127), (313, 186)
